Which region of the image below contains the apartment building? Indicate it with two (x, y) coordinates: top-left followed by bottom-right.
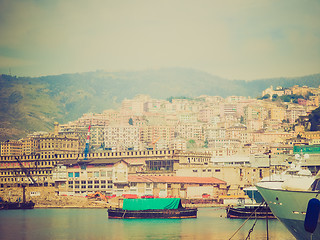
(104, 126), (140, 151)
(225, 125), (247, 140)
(139, 125), (175, 149)
(175, 123), (204, 141)
(198, 107), (220, 123)
(269, 105), (286, 122)
(286, 105), (307, 123)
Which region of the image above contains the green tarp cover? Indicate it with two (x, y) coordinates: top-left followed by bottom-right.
(123, 198), (182, 211)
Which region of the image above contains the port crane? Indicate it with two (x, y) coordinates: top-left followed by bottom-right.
(152, 136), (160, 150)
(84, 125), (91, 161)
(14, 156), (38, 204)
(78, 125), (91, 170)
(14, 157), (37, 187)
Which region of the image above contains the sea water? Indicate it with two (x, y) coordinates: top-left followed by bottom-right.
(0, 208), (294, 240)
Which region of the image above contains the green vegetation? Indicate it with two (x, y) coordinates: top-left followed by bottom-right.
(279, 94), (304, 103)
(309, 107), (320, 131)
(167, 96), (193, 103)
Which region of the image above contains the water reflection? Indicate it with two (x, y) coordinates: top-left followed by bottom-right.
(0, 208), (294, 240)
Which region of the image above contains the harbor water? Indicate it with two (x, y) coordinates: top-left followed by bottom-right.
(0, 208), (294, 240)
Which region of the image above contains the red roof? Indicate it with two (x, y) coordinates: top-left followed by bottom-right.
(128, 175), (226, 184)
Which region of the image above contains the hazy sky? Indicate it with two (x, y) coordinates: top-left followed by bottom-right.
(0, 0), (319, 80)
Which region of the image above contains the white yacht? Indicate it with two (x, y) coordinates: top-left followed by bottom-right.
(256, 160), (320, 240)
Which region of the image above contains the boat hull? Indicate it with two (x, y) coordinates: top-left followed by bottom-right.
(108, 208), (198, 219)
(256, 185), (320, 240)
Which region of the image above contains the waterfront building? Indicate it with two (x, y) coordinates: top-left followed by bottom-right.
(176, 164), (265, 196)
(53, 159), (128, 196)
(35, 134), (80, 158)
(21, 137), (38, 155)
(0, 149), (212, 188)
(0, 154), (57, 187)
(128, 175), (227, 198)
(53, 158), (227, 198)
(0, 140), (23, 156)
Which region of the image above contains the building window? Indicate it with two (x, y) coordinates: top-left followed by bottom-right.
(215, 169), (221, 172)
(75, 172), (80, 178)
(101, 180), (106, 184)
(94, 171), (99, 177)
(81, 180), (86, 184)
(68, 172), (73, 178)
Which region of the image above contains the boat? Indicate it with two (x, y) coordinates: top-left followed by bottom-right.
(256, 158), (319, 240)
(0, 200), (35, 210)
(108, 198), (197, 219)
(0, 185), (35, 210)
(226, 204), (274, 219)
(226, 186), (275, 219)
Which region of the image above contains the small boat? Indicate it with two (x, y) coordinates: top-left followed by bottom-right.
(226, 204), (275, 219)
(0, 201), (35, 210)
(225, 186), (275, 219)
(108, 198), (197, 219)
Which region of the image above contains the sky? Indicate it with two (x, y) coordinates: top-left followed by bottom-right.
(0, 0), (319, 80)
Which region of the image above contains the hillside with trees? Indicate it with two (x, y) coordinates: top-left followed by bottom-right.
(0, 68), (319, 141)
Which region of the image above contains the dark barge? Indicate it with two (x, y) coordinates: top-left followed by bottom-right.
(0, 201), (35, 210)
(226, 204), (275, 219)
(108, 198), (197, 219)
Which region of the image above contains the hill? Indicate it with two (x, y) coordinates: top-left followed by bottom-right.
(0, 68), (319, 141)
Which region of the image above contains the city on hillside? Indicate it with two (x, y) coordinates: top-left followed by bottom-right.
(1, 84), (320, 203)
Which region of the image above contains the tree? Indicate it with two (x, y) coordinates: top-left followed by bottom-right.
(187, 139), (196, 149)
(272, 94), (278, 101)
(258, 94), (270, 100)
(309, 107), (320, 131)
(203, 139), (208, 148)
